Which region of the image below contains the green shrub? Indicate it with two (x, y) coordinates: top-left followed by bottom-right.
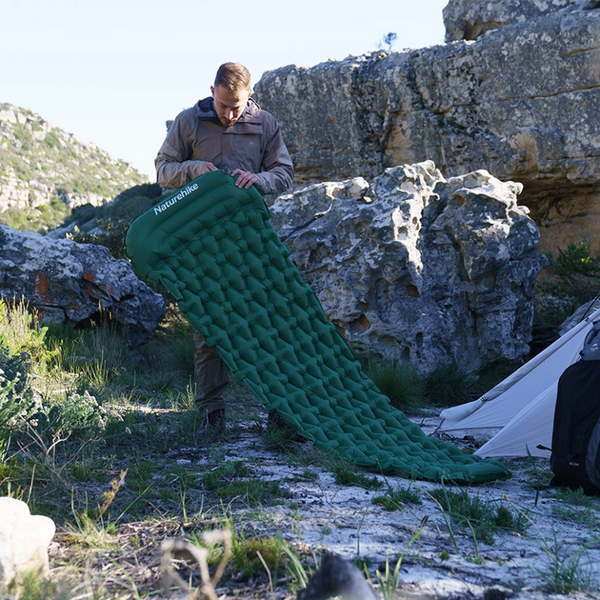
(365, 359), (425, 412)
(68, 219), (131, 259)
(535, 240), (600, 334)
(44, 131), (61, 149)
(546, 241), (600, 277)
(424, 362), (476, 407)
(230, 535), (283, 579)
(0, 300), (58, 374)
(0, 348), (36, 457)
(190, 524), (285, 582)
(34, 390), (107, 438)
(66, 184), (164, 259)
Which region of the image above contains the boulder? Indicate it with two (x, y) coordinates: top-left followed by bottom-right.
(269, 162), (546, 374)
(255, 6), (600, 253)
(0, 225), (166, 347)
(0, 497), (55, 587)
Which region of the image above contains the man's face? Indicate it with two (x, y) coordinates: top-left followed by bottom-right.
(211, 85), (251, 127)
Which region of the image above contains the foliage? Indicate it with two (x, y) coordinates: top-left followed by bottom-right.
(215, 479), (283, 505)
(202, 460), (254, 490)
(35, 390), (108, 438)
(365, 359), (425, 412)
(372, 486), (422, 511)
(429, 488), (527, 545)
(0, 103), (148, 234)
(333, 460), (383, 490)
(66, 184), (164, 259)
(505, 497), (595, 594)
(424, 362), (476, 407)
(190, 519), (285, 581)
(366, 356), (502, 410)
(378, 32), (397, 51)
(535, 240), (600, 335)
(545, 240), (600, 277)
(229, 535), (283, 580)
(1, 570), (75, 600)
(539, 537), (593, 594)
(0, 348), (36, 458)
(68, 220), (131, 260)
(0, 300), (53, 371)
(367, 516), (427, 600)
(200, 459), (282, 506)
(0, 198), (70, 234)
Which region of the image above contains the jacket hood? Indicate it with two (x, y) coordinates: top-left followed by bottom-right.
(195, 96), (261, 123)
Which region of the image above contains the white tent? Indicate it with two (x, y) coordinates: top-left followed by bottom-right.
(438, 307), (600, 458)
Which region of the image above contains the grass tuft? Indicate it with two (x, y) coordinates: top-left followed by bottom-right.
(332, 461), (383, 490)
(372, 486), (422, 511)
(365, 359), (425, 412)
(429, 488), (527, 545)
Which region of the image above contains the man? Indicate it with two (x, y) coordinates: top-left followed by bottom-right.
(155, 62), (294, 431)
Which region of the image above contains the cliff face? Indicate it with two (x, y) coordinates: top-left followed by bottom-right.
(255, 3), (600, 252)
(0, 103), (148, 214)
(442, 0), (585, 41)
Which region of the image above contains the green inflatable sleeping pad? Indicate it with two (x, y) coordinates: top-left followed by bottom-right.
(125, 170), (509, 484)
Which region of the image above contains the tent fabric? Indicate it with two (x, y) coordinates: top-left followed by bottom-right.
(438, 307), (600, 457)
(475, 383), (557, 458)
(125, 170), (510, 483)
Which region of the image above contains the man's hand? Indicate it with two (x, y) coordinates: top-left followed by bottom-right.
(200, 162), (218, 174)
(231, 169), (258, 189)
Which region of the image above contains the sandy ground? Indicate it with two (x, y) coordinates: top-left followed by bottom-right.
(44, 403), (600, 600)
(187, 410), (600, 600)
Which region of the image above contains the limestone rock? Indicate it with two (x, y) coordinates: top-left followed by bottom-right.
(270, 162), (546, 374)
(0, 225), (166, 347)
(255, 6), (600, 253)
(0, 497), (55, 587)
(442, 0), (591, 42)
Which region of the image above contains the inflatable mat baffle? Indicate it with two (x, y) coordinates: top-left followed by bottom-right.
(126, 170), (510, 484)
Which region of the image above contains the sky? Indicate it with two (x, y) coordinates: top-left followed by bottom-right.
(2, 0), (449, 179)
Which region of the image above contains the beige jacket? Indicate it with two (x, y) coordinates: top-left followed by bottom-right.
(155, 97), (294, 195)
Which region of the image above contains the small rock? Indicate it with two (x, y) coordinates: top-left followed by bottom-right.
(0, 497), (55, 587)
(297, 553), (377, 600)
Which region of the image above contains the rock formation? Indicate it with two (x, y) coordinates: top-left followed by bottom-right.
(269, 162), (546, 374)
(255, 3), (600, 253)
(0, 497), (55, 588)
(442, 0), (591, 41)
(0, 225), (166, 347)
(0, 103), (148, 215)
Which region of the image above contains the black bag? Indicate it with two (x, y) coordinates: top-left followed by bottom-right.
(550, 324), (600, 494)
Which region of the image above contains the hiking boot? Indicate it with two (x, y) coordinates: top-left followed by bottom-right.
(206, 408), (226, 434)
(267, 411), (305, 442)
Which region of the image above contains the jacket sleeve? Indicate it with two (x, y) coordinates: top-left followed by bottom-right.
(155, 113), (207, 189)
(254, 118), (294, 196)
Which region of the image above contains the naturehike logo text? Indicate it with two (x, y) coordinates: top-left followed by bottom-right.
(154, 182), (199, 215)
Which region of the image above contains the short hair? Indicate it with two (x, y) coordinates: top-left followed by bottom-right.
(214, 63), (252, 93)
